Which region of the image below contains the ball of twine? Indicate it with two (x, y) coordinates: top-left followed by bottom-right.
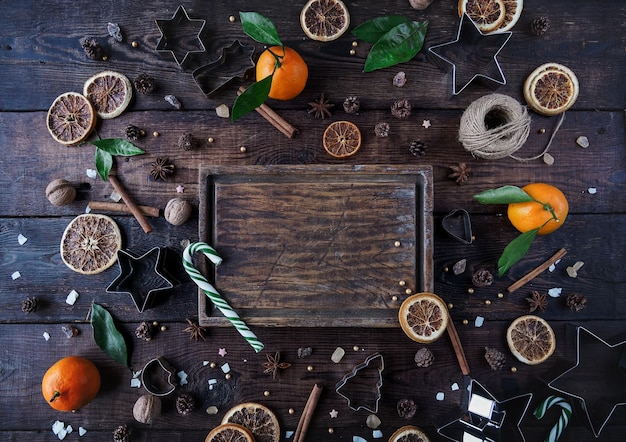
(459, 94), (532, 160)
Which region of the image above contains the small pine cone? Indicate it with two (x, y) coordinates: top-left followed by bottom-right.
(175, 393), (196, 415)
(484, 347), (506, 370)
(112, 424), (132, 442)
(125, 125), (145, 141)
(391, 99), (411, 119)
(397, 399), (417, 419)
(409, 139), (426, 156)
(21, 296), (40, 313)
(566, 293), (588, 312)
(135, 321), (154, 341)
(414, 347), (434, 367)
(472, 269), (494, 287)
(374, 122), (390, 137)
(178, 133), (197, 151)
(134, 73), (156, 94)
(343, 96), (360, 114)
(531, 17), (551, 36)
(80, 37), (104, 60)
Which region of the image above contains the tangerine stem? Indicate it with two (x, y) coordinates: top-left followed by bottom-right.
(49, 390), (61, 403)
(267, 46), (285, 71)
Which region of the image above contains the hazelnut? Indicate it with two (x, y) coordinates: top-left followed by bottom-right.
(164, 198), (192, 225)
(409, 0), (433, 9)
(46, 179), (76, 206)
(133, 394), (161, 424)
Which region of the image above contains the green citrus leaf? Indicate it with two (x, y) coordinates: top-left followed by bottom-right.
(474, 185), (535, 205)
(352, 15), (411, 44)
(90, 303), (128, 367)
(239, 11), (282, 46)
(498, 229), (539, 276)
(95, 147), (113, 181)
(363, 21), (428, 73)
(231, 75), (273, 122)
(91, 138), (144, 156)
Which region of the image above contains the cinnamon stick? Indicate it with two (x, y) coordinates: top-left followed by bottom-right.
(107, 174), (152, 233)
(88, 201), (160, 218)
(237, 86), (298, 138)
(293, 384), (323, 442)
(507, 248), (567, 293)
(446, 318), (470, 376)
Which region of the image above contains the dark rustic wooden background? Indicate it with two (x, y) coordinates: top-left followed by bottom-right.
(1, 0), (625, 441)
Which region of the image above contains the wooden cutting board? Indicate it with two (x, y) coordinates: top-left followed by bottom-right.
(197, 165), (433, 327)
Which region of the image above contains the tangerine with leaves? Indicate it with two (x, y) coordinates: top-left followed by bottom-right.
(42, 356), (101, 412)
(256, 46), (308, 100)
(507, 183), (568, 235)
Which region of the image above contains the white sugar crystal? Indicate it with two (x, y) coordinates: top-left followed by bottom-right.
(52, 421), (65, 435)
(548, 263), (556, 272)
(451, 382), (459, 391)
(548, 287), (562, 298)
(57, 428), (67, 440)
(215, 104), (230, 118)
(373, 430), (383, 438)
(588, 187), (597, 194)
(177, 370), (188, 385)
(220, 363), (230, 373)
(84, 205), (92, 213)
(43, 332), (50, 341)
(474, 316), (484, 327)
(86, 169), (97, 179)
(66, 289), (79, 305)
(208, 378), (217, 385)
(436, 392), (445, 401)
(331, 347), (346, 363)
(353, 437), (368, 442)
(78, 427), (87, 436)
(17, 234), (27, 245)
(11, 271), (21, 280)
(66, 425), (73, 434)
(203, 361), (210, 366)
(130, 378), (141, 388)
(285, 431), (294, 438)
(109, 191), (122, 202)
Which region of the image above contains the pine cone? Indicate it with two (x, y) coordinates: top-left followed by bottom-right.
(343, 96), (360, 114)
(134, 73), (156, 94)
(178, 133), (197, 151)
(397, 399), (417, 419)
(125, 125), (145, 141)
(472, 269), (494, 287)
(566, 293), (587, 312)
(80, 37), (104, 60)
(531, 17), (551, 36)
(485, 347), (506, 370)
(21, 296), (39, 313)
(112, 424), (132, 442)
(374, 122), (390, 137)
(409, 140), (426, 156)
(391, 99), (411, 119)
(414, 347), (434, 367)
(135, 321), (154, 341)
(175, 393), (196, 415)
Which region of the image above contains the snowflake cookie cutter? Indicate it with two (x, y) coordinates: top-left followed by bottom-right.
(155, 5), (207, 67)
(335, 353), (384, 413)
(141, 357), (178, 396)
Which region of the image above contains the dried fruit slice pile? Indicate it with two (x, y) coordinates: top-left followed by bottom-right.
(205, 423), (255, 442)
(221, 402), (280, 442)
(458, 0), (523, 33)
(523, 62), (579, 116)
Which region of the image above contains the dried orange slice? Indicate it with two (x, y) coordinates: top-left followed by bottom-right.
(222, 402), (280, 442)
(458, 0), (506, 33)
(323, 120), (361, 158)
(60, 213), (122, 275)
(205, 423), (255, 442)
(523, 63), (579, 116)
(46, 92), (96, 146)
(497, 0), (523, 32)
(83, 70), (133, 119)
(399, 292), (449, 344)
(389, 425), (431, 442)
(300, 0), (350, 42)
(506, 315), (556, 365)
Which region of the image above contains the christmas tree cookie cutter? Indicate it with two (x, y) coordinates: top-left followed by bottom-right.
(335, 353), (384, 413)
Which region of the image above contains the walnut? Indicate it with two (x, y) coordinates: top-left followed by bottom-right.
(391, 99), (411, 119)
(46, 179), (76, 206)
(414, 347), (434, 367)
(374, 122), (390, 137)
(484, 347), (506, 370)
(164, 198), (192, 226)
(409, 0), (433, 10)
(133, 394), (161, 424)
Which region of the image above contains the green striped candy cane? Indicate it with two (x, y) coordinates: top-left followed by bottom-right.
(183, 242), (264, 353)
(534, 395), (572, 442)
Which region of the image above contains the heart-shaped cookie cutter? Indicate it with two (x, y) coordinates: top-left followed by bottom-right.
(442, 208), (473, 244)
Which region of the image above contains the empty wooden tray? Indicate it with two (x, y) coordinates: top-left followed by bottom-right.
(197, 165), (433, 327)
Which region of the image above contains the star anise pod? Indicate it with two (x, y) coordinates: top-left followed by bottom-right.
(150, 157), (174, 181)
(307, 93), (334, 119)
(262, 351), (291, 380)
(448, 162), (471, 185)
(183, 318), (207, 342)
(526, 290), (548, 312)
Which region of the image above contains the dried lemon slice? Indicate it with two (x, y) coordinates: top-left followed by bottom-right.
(506, 315), (556, 365)
(222, 402), (280, 442)
(458, 0), (507, 33)
(300, 0), (350, 42)
(46, 92), (97, 146)
(389, 425), (431, 442)
(523, 63), (579, 116)
(323, 120), (361, 158)
(205, 423), (255, 442)
(83, 70), (133, 119)
(60, 213), (122, 275)
(399, 292), (449, 344)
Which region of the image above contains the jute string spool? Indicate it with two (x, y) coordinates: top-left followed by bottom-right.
(459, 93), (563, 161)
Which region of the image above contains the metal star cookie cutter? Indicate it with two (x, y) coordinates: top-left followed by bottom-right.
(106, 247), (175, 313)
(548, 326), (626, 438)
(155, 5), (207, 67)
(192, 40), (256, 97)
(335, 353), (384, 413)
(442, 208), (473, 244)
(141, 357), (178, 396)
(428, 13), (512, 96)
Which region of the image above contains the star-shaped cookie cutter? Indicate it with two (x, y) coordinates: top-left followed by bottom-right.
(106, 247), (175, 312)
(155, 5), (207, 67)
(428, 13), (512, 96)
(548, 326), (626, 438)
(335, 353), (384, 413)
